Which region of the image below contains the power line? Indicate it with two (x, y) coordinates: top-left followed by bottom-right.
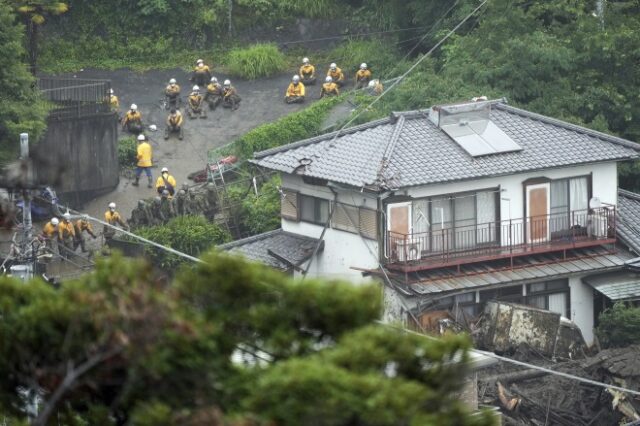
(281, 25), (435, 46)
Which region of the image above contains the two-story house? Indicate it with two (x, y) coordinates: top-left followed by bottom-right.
(221, 98), (640, 345)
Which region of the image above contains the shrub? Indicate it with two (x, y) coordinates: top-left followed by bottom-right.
(327, 39), (405, 79)
(118, 137), (137, 168)
(134, 215), (231, 269)
(227, 43), (287, 80)
(596, 303), (640, 348)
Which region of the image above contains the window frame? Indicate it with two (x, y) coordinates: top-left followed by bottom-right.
(299, 194), (330, 226)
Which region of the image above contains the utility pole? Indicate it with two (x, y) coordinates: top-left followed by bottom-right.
(596, 0), (605, 30)
(20, 133), (33, 246)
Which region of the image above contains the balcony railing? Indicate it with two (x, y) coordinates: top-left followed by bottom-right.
(385, 206), (616, 270)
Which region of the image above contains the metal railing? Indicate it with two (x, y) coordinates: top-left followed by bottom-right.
(38, 77), (113, 119)
(386, 206), (616, 265)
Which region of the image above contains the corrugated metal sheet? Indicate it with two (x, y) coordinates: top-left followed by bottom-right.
(584, 271), (640, 301)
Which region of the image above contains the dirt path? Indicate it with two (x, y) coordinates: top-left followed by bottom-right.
(61, 68), (317, 221)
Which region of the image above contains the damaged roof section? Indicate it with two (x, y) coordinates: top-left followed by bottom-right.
(219, 229), (322, 272)
(617, 188), (640, 254)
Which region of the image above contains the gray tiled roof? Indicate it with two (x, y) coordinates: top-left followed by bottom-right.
(393, 247), (633, 295)
(218, 229), (321, 271)
(583, 271), (640, 301)
(618, 189), (640, 254)
(252, 101), (639, 189)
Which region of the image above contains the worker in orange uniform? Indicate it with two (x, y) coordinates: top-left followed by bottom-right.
(122, 104), (143, 135)
(58, 212), (76, 256)
(327, 63), (345, 87)
(355, 63), (372, 89)
(222, 80), (241, 111)
(73, 216), (97, 253)
(108, 89), (119, 112)
(299, 57), (316, 85)
(205, 76), (224, 110)
(41, 217), (59, 254)
(104, 202), (128, 242)
(285, 75), (305, 104)
(188, 85), (207, 119)
(191, 59), (212, 87)
(368, 79), (383, 96)
(164, 108), (184, 140)
(165, 78), (181, 110)
(156, 167), (177, 197)
(320, 76), (339, 98)
(133, 134), (153, 188)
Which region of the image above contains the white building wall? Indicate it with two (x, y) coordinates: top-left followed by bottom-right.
(569, 275), (595, 345)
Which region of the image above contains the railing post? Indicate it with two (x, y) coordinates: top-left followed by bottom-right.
(571, 211), (576, 247)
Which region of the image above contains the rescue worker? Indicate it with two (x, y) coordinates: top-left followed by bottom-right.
(129, 200), (148, 228)
(164, 108), (184, 140)
(156, 167), (177, 197)
(159, 190), (176, 219)
(58, 212), (75, 256)
(133, 134), (153, 188)
(122, 104), (143, 135)
(299, 57), (316, 85)
(108, 89), (119, 111)
(327, 63), (345, 87)
(41, 217), (59, 254)
(205, 76), (223, 110)
(222, 80), (241, 111)
(165, 78), (181, 110)
(188, 85), (206, 119)
(73, 216), (97, 253)
(355, 63), (372, 89)
(151, 197), (164, 224)
(320, 76), (340, 98)
(174, 189), (186, 216)
(191, 59), (212, 87)
(104, 202), (128, 241)
(368, 79), (384, 96)
(285, 75), (305, 104)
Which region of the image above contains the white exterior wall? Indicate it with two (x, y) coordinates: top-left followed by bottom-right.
(569, 275), (595, 345)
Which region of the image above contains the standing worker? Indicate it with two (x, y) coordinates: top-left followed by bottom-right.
(354, 63), (372, 89)
(191, 59), (211, 87)
(164, 108), (184, 140)
(285, 75), (305, 104)
(108, 89), (119, 112)
(73, 216), (97, 253)
(122, 104), (143, 135)
(156, 167), (177, 197)
(222, 80), (241, 111)
(299, 57), (316, 85)
(41, 217), (59, 254)
(58, 212), (75, 257)
(188, 86), (207, 119)
(165, 78), (181, 110)
(104, 202), (128, 242)
(320, 76), (339, 98)
(133, 134), (153, 188)
(205, 77), (223, 110)
(327, 63), (345, 87)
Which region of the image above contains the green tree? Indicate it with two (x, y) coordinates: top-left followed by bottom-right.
(596, 302), (640, 348)
(0, 252), (497, 425)
(0, 0), (47, 164)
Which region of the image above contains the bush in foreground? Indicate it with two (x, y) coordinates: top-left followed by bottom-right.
(596, 303), (640, 348)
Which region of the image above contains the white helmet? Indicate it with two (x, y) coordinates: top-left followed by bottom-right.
(108, 202), (116, 210)
(292, 75), (300, 82)
(169, 78), (176, 84)
(137, 134), (146, 141)
(368, 80), (376, 88)
(303, 57), (309, 64)
(161, 167), (169, 173)
(224, 80), (231, 86)
(130, 104), (137, 111)
(196, 59), (203, 64)
(210, 76), (218, 83)
(193, 85), (199, 91)
(109, 88), (114, 94)
(63, 212), (71, 220)
(51, 217), (59, 226)
(330, 63), (337, 70)
(325, 76), (333, 83)
(360, 63), (367, 69)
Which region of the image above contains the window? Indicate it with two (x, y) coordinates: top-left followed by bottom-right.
(332, 203), (378, 239)
(300, 195), (329, 225)
(550, 176), (589, 232)
(479, 285), (523, 304)
(280, 188), (299, 221)
(526, 279), (569, 318)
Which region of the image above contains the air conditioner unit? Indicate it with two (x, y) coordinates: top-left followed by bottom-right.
(396, 240), (423, 262)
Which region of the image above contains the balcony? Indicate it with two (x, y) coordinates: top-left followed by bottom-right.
(384, 206), (616, 272)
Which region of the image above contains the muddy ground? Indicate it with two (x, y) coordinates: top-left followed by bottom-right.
(55, 67), (332, 221)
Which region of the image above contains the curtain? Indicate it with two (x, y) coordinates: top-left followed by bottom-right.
(550, 180), (569, 232)
(548, 293), (568, 318)
(431, 197), (452, 252)
(476, 191), (497, 244)
(569, 177), (588, 226)
(412, 199), (430, 251)
(455, 195), (476, 248)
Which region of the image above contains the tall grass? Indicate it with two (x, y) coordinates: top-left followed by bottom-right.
(227, 43), (287, 80)
(327, 39), (405, 79)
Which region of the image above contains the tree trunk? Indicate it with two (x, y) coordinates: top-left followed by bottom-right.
(27, 18), (38, 75)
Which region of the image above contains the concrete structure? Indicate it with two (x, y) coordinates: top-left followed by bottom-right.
(225, 98), (640, 346)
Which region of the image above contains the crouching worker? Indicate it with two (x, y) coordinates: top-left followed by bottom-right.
(188, 86), (206, 119)
(164, 108), (184, 140)
(327, 63), (345, 88)
(104, 202), (128, 243)
(355, 63), (372, 90)
(205, 77), (223, 110)
(285, 75), (305, 104)
(122, 104), (143, 135)
(222, 80), (241, 111)
(320, 76), (339, 98)
(156, 167), (177, 197)
(165, 78), (181, 110)
(73, 216), (97, 253)
(299, 57), (316, 85)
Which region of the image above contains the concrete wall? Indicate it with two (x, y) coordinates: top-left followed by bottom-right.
(570, 275), (595, 344)
(36, 112), (119, 206)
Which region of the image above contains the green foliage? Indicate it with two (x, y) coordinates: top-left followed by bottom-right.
(134, 215), (231, 269)
(225, 175), (281, 236)
(596, 303), (640, 348)
(227, 43), (287, 80)
(327, 39), (405, 78)
(0, 1), (47, 151)
(117, 136), (137, 168)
